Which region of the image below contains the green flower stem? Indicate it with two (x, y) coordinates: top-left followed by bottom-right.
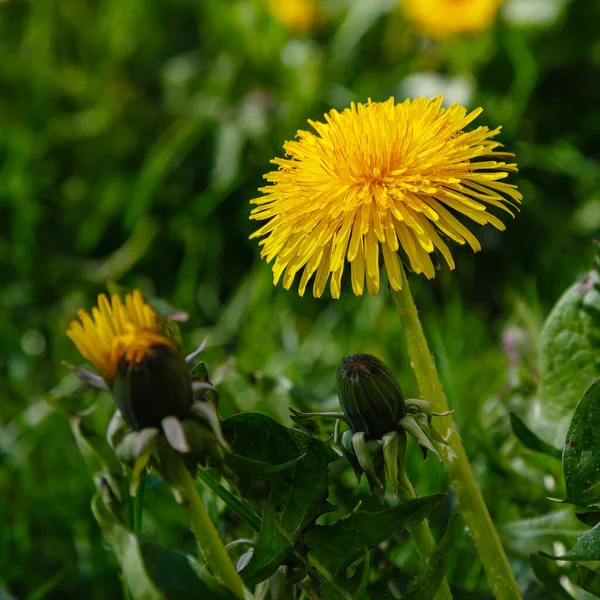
(397, 471), (453, 600)
(133, 475), (145, 533)
(196, 467), (261, 532)
(392, 264), (521, 600)
(160, 446), (246, 600)
(120, 574), (132, 600)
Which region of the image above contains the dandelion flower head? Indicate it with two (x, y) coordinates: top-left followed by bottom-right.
(250, 97), (521, 299)
(67, 290), (176, 382)
(268, 0), (321, 34)
(401, 0), (504, 39)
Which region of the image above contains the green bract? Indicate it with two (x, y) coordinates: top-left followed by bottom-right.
(112, 345), (194, 431)
(337, 354), (406, 439)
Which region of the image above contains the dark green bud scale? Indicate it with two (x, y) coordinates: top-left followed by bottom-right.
(337, 354), (405, 439)
(112, 345), (193, 430)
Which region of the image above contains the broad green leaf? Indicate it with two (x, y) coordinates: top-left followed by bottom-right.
(91, 494), (237, 600)
(403, 514), (460, 600)
(509, 411), (562, 460)
(224, 413), (338, 585)
(578, 566), (600, 597)
(70, 416), (123, 504)
(536, 267), (600, 447)
(543, 521), (600, 562)
(563, 379), (600, 506)
(530, 553), (575, 600)
(302, 494), (445, 577)
(224, 412), (305, 468)
(502, 508), (587, 540)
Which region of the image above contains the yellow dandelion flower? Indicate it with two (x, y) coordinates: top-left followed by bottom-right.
(67, 290), (177, 382)
(250, 97), (521, 299)
(401, 0), (503, 38)
(268, 0), (321, 34)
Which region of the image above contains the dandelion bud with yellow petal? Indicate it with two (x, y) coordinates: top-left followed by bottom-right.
(67, 290), (192, 430)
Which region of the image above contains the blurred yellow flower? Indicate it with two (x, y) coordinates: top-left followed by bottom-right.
(401, 0), (503, 38)
(250, 97), (521, 299)
(268, 0), (321, 34)
(67, 290), (176, 382)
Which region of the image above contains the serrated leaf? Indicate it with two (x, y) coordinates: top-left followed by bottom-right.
(563, 379), (600, 506)
(543, 521), (600, 562)
(91, 494), (237, 600)
(530, 553), (575, 600)
(318, 550), (370, 600)
(302, 494), (445, 577)
(404, 514), (460, 600)
(224, 413), (338, 585)
(536, 267), (600, 447)
(509, 411), (562, 460)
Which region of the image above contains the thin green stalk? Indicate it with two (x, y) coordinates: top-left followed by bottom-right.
(397, 471), (453, 600)
(133, 475), (145, 533)
(120, 574), (132, 600)
(161, 448), (246, 599)
(197, 468), (261, 532)
(391, 264), (521, 600)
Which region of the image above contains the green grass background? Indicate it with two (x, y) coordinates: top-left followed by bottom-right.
(1, 0), (599, 597)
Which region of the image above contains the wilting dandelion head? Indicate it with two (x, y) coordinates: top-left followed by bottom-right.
(250, 97), (521, 299)
(67, 290), (176, 382)
(401, 0), (503, 38)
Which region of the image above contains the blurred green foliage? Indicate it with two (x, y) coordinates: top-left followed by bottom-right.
(2, 0), (600, 597)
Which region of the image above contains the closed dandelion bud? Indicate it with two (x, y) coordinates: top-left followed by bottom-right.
(112, 345), (193, 430)
(337, 354), (406, 439)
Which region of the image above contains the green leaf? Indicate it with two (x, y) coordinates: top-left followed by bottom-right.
(403, 513), (460, 600)
(502, 508), (586, 540)
(575, 511), (600, 528)
(70, 416), (123, 504)
(536, 267), (600, 447)
(543, 521), (600, 562)
(224, 413), (338, 585)
(243, 506), (292, 585)
(509, 411), (562, 460)
(318, 550), (371, 600)
(578, 566), (600, 597)
(91, 494), (237, 600)
(530, 553), (575, 600)
(563, 379), (600, 506)
(302, 494), (445, 577)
